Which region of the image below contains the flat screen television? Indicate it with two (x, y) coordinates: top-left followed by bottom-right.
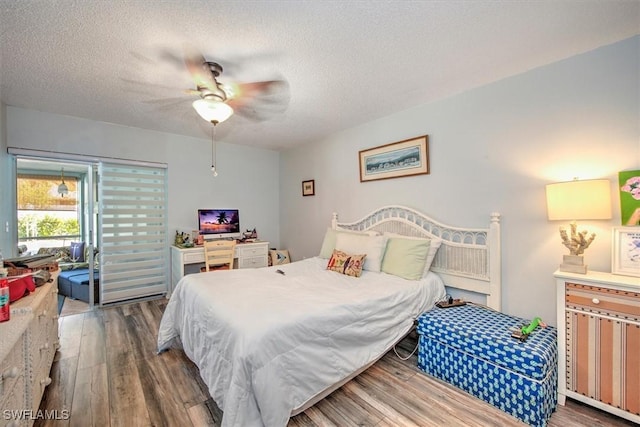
(198, 209), (241, 240)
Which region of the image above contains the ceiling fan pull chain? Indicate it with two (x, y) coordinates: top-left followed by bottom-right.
(211, 124), (218, 177)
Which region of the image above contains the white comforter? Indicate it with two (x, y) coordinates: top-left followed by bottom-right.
(157, 257), (445, 427)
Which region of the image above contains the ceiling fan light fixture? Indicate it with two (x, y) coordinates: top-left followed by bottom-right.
(192, 99), (233, 124)
(58, 182), (69, 196)
(58, 167), (69, 197)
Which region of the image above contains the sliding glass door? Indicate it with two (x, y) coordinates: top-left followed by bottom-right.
(10, 150), (169, 306)
(98, 162), (168, 304)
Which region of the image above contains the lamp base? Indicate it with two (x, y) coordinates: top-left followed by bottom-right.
(559, 254), (587, 274)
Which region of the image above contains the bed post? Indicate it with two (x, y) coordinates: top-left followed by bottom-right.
(331, 212), (338, 230)
(487, 212), (502, 311)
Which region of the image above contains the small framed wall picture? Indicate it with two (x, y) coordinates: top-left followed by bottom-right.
(612, 227), (640, 277)
(302, 179), (315, 196)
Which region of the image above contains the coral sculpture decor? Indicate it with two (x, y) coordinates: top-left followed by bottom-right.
(559, 222), (596, 255)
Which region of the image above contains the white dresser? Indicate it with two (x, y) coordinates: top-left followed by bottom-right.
(170, 241), (269, 293)
(555, 270), (640, 424)
(0, 275), (60, 427)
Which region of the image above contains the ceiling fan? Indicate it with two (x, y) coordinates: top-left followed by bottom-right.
(182, 47), (289, 125)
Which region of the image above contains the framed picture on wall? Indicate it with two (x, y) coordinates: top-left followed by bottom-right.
(359, 135), (429, 182)
(302, 179), (315, 196)
(619, 170), (640, 226)
(612, 227), (640, 277)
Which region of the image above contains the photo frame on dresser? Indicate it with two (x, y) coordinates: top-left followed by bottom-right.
(612, 227), (640, 277)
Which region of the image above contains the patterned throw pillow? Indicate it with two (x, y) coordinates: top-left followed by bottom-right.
(70, 241), (86, 262)
(326, 249), (367, 277)
(38, 246), (72, 262)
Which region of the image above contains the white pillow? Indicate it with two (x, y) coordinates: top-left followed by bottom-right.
(424, 238), (442, 271)
(318, 227), (378, 259)
(334, 232), (388, 272)
(383, 232), (442, 277)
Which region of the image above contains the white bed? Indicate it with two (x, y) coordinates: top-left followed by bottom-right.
(157, 205), (501, 427)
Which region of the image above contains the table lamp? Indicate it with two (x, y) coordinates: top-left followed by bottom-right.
(546, 178), (611, 274)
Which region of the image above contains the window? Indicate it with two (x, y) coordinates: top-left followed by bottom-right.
(17, 172), (81, 253)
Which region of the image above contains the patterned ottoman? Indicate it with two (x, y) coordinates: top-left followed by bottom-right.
(417, 304), (557, 427)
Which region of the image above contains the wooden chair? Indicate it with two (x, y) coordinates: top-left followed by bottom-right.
(203, 239), (237, 271)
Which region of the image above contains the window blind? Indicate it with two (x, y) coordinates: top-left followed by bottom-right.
(98, 163), (168, 304)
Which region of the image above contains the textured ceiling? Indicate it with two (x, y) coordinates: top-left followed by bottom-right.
(1, 1), (638, 151)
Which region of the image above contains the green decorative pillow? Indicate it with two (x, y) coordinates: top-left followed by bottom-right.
(326, 249), (367, 277)
(383, 232), (442, 276)
(381, 237), (431, 280)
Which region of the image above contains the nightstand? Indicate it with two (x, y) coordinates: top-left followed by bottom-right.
(554, 270), (640, 424)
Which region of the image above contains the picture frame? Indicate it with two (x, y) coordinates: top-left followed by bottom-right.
(618, 169), (640, 226)
(270, 249), (291, 265)
(302, 179), (315, 196)
(612, 226), (640, 277)
(359, 135), (429, 182)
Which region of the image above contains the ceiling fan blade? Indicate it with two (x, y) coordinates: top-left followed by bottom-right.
(121, 77), (188, 94)
(231, 107), (273, 122)
(183, 46), (218, 92)
(142, 96), (191, 105)
(225, 79), (289, 122)
(230, 100), (289, 122)
(226, 80), (289, 101)
(157, 49), (186, 69)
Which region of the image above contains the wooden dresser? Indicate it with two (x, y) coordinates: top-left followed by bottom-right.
(555, 270), (640, 424)
(0, 274), (60, 427)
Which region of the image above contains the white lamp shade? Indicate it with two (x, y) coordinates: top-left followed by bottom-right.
(192, 99), (233, 124)
(546, 179), (612, 220)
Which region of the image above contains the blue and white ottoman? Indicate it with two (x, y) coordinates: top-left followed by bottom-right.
(417, 304), (557, 427)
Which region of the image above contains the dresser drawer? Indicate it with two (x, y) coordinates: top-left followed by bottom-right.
(238, 255), (268, 269)
(30, 320), (56, 377)
(566, 282), (640, 322)
(30, 349), (54, 413)
(0, 367), (26, 426)
(34, 287), (58, 332)
(29, 288), (58, 371)
(0, 336), (26, 406)
(184, 251), (205, 264)
(237, 244), (268, 258)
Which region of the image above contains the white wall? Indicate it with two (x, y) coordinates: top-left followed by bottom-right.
(279, 36), (640, 325)
(4, 108), (281, 249)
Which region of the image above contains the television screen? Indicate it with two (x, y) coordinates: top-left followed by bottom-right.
(198, 209), (240, 237)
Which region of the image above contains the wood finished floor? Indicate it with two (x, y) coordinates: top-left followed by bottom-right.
(59, 297), (91, 317)
(36, 299), (636, 427)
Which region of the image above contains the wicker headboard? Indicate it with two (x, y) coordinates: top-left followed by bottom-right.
(332, 205), (501, 311)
